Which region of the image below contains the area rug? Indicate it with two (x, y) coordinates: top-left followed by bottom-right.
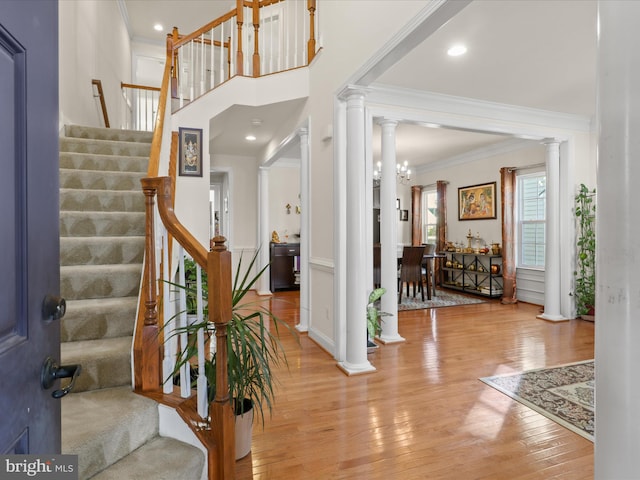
(480, 360), (594, 441)
(397, 290), (487, 311)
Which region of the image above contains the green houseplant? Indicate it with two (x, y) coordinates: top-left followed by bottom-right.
(168, 250), (297, 457)
(574, 184), (596, 320)
(366, 287), (389, 352)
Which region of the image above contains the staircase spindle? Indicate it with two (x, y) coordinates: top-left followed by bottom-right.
(176, 248), (191, 398)
(162, 232), (176, 394)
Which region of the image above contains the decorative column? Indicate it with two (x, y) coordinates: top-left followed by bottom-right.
(595, 2), (640, 477)
(257, 167), (271, 295)
(297, 128), (310, 332)
(537, 139), (567, 321)
(377, 119), (404, 344)
(338, 88), (375, 375)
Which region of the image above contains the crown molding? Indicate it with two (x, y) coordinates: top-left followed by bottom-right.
(367, 84), (593, 134)
(413, 137), (538, 175)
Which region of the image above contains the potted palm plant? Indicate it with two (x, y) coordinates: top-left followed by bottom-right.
(574, 184), (596, 321)
(168, 250), (297, 458)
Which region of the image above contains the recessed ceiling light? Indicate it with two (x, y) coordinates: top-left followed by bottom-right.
(153, 23), (163, 32)
(447, 44), (467, 57)
(245, 134), (257, 141)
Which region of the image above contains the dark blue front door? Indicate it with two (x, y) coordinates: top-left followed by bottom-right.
(0, 0), (60, 454)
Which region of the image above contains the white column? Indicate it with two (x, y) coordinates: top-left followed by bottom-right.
(537, 139), (567, 321)
(596, 2), (640, 477)
(377, 119), (404, 344)
(257, 167), (271, 295)
(338, 88), (375, 375)
(297, 128), (310, 332)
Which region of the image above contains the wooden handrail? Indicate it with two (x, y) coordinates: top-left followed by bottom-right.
(146, 33), (173, 177)
(91, 79), (110, 128)
(121, 82), (161, 92)
(173, 9), (238, 49)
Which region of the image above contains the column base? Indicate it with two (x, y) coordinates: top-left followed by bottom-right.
(256, 290), (273, 296)
(537, 313), (570, 322)
(295, 323), (309, 333)
(336, 361), (376, 376)
(377, 334), (406, 344)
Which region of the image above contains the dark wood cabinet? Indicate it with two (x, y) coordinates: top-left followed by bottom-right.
(270, 243), (300, 291)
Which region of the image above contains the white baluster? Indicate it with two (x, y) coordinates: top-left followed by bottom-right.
(200, 33), (205, 96)
(230, 18), (235, 77)
(220, 22), (225, 84)
(210, 28), (214, 90)
(294, 0), (299, 67)
(162, 234), (176, 394)
(189, 41), (194, 102)
(177, 248), (190, 398)
(178, 46), (184, 108)
(196, 263), (208, 418)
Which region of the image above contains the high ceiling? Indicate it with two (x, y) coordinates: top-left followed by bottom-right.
(122, 0), (597, 166)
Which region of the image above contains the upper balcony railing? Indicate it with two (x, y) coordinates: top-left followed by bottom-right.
(169, 0), (318, 110)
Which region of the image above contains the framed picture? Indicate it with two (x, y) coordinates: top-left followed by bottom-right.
(179, 127), (203, 177)
(458, 182), (497, 220)
(400, 209), (409, 221)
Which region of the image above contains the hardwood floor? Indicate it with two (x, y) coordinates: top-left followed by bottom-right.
(235, 291), (594, 479)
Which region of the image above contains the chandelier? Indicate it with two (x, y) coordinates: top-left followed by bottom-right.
(373, 160), (411, 185)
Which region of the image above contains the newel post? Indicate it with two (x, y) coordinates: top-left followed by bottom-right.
(170, 27), (179, 98)
(236, 0), (244, 76)
(307, 0), (317, 63)
(135, 178), (161, 391)
(208, 236), (235, 479)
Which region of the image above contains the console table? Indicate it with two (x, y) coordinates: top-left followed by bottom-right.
(270, 242), (300, 291)
(441, 252), (503, 298)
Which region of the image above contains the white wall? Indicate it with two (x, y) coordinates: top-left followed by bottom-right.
(59, 0), (131, 130)
(269, 165), (301, 241)
(414, 141), (546, 249)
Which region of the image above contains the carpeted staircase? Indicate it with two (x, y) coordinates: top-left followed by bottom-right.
(59, 125), (204, 479)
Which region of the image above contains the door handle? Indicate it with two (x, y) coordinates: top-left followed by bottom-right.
(42, 294), (66, 321)
(41, 357), (81, 399)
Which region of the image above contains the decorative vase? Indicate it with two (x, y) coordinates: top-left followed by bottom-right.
(491, 243), (501, 255)
(490, 264), (501, 274)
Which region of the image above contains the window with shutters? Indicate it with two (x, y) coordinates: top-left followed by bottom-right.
(517, 173), (546, 269)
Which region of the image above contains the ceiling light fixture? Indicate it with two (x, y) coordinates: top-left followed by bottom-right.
(245, 134), (257, 141)
(373, 160), (411, 186)
(153, 23), (163, 32)
(447, 44), (467, 57)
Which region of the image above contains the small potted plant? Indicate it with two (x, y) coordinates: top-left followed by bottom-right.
(574, 184), (596, 321)
(367, 287), (389, 352)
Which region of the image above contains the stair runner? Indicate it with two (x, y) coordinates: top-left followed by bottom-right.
(59, 125), (204, 479)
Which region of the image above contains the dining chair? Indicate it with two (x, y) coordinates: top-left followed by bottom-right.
(398, 245), (426, 303)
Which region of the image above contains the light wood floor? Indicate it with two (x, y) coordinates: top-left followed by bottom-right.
(236, 291), (594, 479)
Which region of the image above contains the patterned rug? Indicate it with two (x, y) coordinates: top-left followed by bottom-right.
(397, 290), (487, 311)
(480, 360), (594, 441)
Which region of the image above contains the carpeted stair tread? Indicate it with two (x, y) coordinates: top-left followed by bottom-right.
(60, 168), (146, 190)
(61, 336), (132, 392)
(60, 137), (151, 157)
(61, 264), (142, 300)
(65, 125), (153, 144)
(62, 387), (158, 479)
(60, 236), (144, 266)
(60, 188), (144, 212)
(61, 297), (137, 342)
(60, 152), (148, 173)
(89, 436), (204, 480)
(60, 211), (146, 237)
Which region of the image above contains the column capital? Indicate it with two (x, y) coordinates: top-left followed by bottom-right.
(377, 118), (399, 128)
(338, 84), (371, 102)
(297, 127), (309, 138)
(541, 137), (561, 146)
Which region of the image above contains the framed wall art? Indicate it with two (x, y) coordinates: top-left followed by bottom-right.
(458, 182), (497, 220)
(179, 127), (203, 177)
